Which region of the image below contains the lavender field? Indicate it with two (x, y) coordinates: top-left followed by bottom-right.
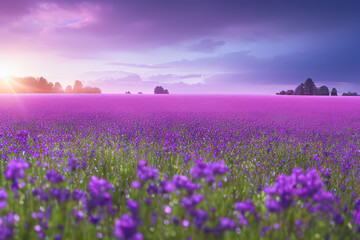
(1, 95), (360, 240)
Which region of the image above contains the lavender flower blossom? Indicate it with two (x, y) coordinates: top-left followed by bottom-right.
(0, 213), (16, 239)
(46, 170), (65, 184)
(114, 214), (143, 240)
(5, 158), (30, 190)
(137, 160), (158, 182)
(87, 176), (114, 216)
(190, 160), (228, 183)
(0, 189), (7, 209)
(265, 168), (334, 213)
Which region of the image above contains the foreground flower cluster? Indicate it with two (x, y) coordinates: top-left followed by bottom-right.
(0, 155), (358, 240)
(0, 95), (359, 239)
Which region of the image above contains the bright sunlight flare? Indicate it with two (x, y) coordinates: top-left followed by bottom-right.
(0, 65), (10, 79)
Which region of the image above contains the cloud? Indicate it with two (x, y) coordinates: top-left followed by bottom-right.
(107, 62), (163, 69)
(87, 73), (158, 93)
(158, 51), (264, 73)
(188, 39), (225, 53)
(79, 71), (139, 81)
(149, 74), (204, 83)
(85, 71), (206, 93)
(0, 0), (37, 22)
(1, 0), (359, 54)
(156, 34), (360, 85)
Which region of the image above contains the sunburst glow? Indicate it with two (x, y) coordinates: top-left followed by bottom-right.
(0, 65), (10, 79)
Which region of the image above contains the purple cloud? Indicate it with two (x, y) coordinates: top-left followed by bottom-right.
(107, 62), (163, 69)
(86, 73), (157, 93)
(188, 39), (225, 53)
(0, 0), (36, 22)
(149, 74), (203, 83)
(2, 1), (359, 54)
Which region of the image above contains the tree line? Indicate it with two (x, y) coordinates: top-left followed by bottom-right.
(123, 86), (170, 95)
(277, 78), (358, 96)
(0, 77), (101, 94)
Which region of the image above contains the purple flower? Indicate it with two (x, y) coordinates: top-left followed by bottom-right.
(49, 188), (70, 203)
(5, 158), (30, 190)
(0, 213), (15, 240)
(72, 189), (86, 201)
(265, 173), (294, 212)
(260, 226), (272, 237)
(210, 160), (228, 175)
(159, 180), (176, 193)
(88, 176), (114, 203)
(34, 225), (42, 232)
(131, 181), (141, 189)
(265, 168), (334, 213)
(15, 130), (28, 142)
(87, 176), (114, 215)
(151, 212), (157, 227)
(190, 160), (228, 183)
(191, 209), (208, 229)
(219, 217), (236, 230)
(0, 189), (7, 209)
(127, 200), (139, 216)
(73, 210), (84, 222)
(274, 223), (280, 230)
(46, 170), (65, 184)
(67, 156), (78, 171)
(238, 213), (248, 226)
(235, 199), (256, 214)
(354, 200), (360, 226)
(334, 214), (344, 225)
(172, 175), (196, 192)
(31, 207), (52, 239)
(32, 187), (49, 202)
(164, 205), (172, 215)
(182, 219), (190, 228)
(147, 182), (158, 194)
(137, 160), (158, 182)
(90, 215), (101, 225)
(181, 194), (204, 209)
(172, 217), (179, 225)
(114, 214), (143, 240)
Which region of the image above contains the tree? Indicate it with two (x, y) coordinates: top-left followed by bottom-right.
(277, 90), (287, 95)
(73, 80), (83, 93)
(138, 92), (143, 94)
(38, 77), (49, 93)
(277, 90), (294, 95)
(91, 87), (102, 94)
(125, 91), (131, 94)
(342, 91), (358, 96)
(154, 86), (165, 94)
(0, 76), (101, 94)
(304, 78), (316, 95)
(82, 86), (102, 94)
(54, 82), (64, 93)
(65, 85), (73, 93)
(286, 90), (294, 95)
(154, 86), (169, 94)
(331, 88), (338, 96)
(317, 85), (330, 96)
(295, 83), (305, 95)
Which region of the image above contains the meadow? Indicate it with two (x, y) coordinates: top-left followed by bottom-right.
(0, 95), (360, 240)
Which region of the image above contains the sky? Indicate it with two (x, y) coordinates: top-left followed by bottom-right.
(0, 0), (359, 94)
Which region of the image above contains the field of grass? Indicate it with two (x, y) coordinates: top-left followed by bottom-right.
(0, 95), (360, 240)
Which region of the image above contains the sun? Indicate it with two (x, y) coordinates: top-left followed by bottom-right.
(0, 66), (10, 79)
